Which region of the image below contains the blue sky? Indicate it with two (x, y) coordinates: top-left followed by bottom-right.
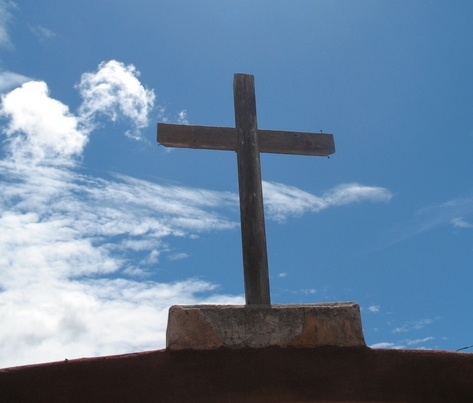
(0, 0), (472, 367)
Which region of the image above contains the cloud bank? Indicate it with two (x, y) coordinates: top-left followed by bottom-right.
(0, 147), (243, 368)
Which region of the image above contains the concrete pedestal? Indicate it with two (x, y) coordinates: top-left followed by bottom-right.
(166, 302), (365, 350)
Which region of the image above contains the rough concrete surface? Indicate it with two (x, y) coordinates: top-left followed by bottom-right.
(166, 303), (365, 350)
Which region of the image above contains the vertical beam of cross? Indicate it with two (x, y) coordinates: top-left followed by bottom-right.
(157, 74), (335, 306)
(233, 74), (270, 306)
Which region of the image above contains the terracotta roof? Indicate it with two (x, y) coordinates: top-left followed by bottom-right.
(1, 346), (472, 402)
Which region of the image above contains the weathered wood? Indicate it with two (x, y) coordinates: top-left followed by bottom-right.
(158, 123), (335, 156)
(233, 74), (270, 306)
(158, 124), (237, 151)
(258, 129), (335, 156)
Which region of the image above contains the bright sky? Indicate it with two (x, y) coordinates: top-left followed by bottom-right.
(0, 1), (472, 368)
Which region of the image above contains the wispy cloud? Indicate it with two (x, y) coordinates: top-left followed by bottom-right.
(176, 110), (189, 124)
(30, 25), (56, 41)
(406, 336), (434, 346)
(301, 288), (317, 295)
(263, 182), (392, 222)
(0, 161), (243, 368)
(451, 217), (473, 229)
(0, 0), (15, 49)
(0, 71), (31, 93)
(392, 318), (434, 334)
(431, 197), (473, 230)
(76, 60), (155, 140)
(168, 252), (189, 261)
(368, 305), (380, 313)
(371, 336), (436, 350)
(378, 195), (473, 248)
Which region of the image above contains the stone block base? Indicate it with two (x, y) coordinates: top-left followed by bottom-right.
(166, 303), (365, 350)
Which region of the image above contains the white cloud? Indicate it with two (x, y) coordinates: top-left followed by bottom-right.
(1, 81), (88, 165)
(0, 60), (159, 166)
(370, 342), (405, 349)
(0, 161), (244, 368)
(371, 336), (435, 350)
(263, 181), (392, 222)
(76, 60), (155, 140)
(0, 276), (243, 367)
(368, 305), (380, 313)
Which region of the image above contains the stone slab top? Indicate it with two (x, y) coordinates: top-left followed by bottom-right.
(166, 302), (365, 350)
(174, 302), (358, 309)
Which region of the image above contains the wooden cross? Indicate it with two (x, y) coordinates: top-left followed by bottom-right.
(157, 74), (335, 306)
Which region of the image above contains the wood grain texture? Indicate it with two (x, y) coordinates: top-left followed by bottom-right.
(158, 123), (335, 156)
(233, 73), (270, 306)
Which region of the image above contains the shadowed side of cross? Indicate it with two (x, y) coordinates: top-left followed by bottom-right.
(157, 74), (335, 306)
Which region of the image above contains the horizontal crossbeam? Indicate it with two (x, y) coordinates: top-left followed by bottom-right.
(158, 123), (335, 156)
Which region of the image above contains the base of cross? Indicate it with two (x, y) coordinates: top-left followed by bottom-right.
(166, 303), (365, 350)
